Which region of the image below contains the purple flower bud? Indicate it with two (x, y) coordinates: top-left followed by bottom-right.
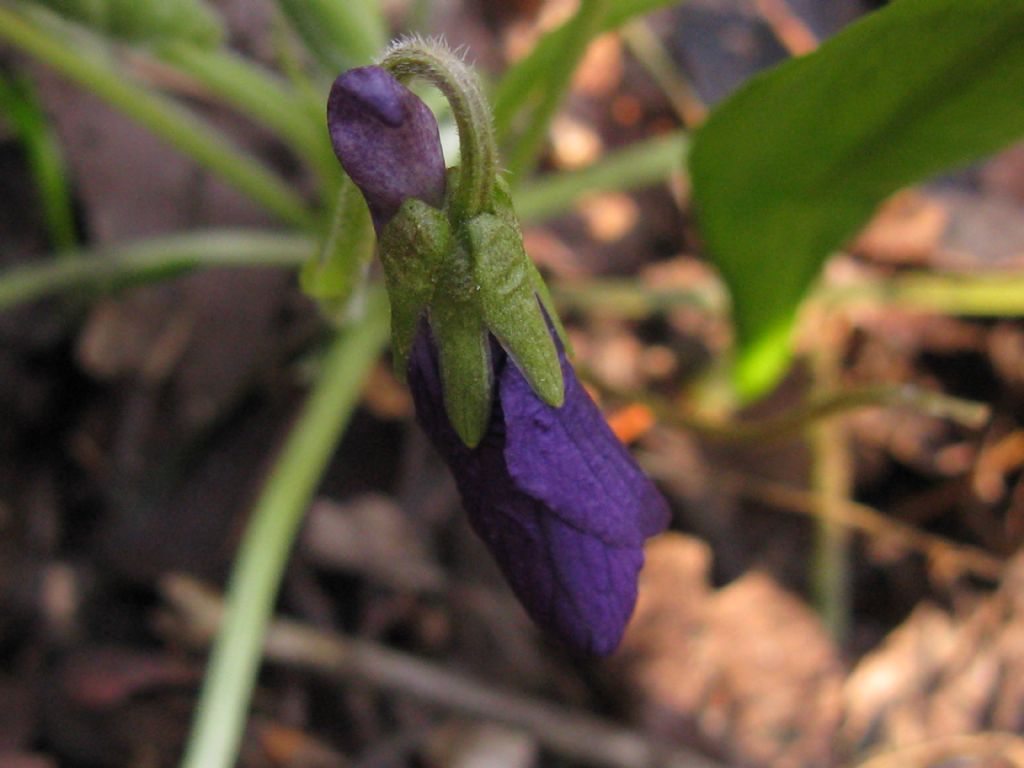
(327, 63), (670, 655)
(409, 329), (670, 656)
(328, 66), (447, 232)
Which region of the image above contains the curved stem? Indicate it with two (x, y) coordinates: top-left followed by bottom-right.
(179, 287), (390, 768)
(380, 39), (497, 222)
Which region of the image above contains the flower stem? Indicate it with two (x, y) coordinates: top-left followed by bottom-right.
(0, 3), (312, 227)
(380, 39), (497, 222)
(179, 286), (389, 768)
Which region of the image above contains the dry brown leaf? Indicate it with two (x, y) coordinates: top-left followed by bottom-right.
(620, 534), (842, 768)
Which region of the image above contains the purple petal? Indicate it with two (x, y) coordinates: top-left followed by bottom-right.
(501, 347), (671, 545)
(407, 328), (670, 655)
(328, 66), (446, 232)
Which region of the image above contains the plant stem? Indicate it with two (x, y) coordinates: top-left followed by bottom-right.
(382, 39), (497, 222)
(809, 315), (852, 641)
(0, 230), (313, 311)
(179, 286), (389, 768)
(0, 3), (312, 227)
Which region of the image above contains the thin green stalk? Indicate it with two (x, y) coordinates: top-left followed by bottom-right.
(552, 277), (726, 317)
(0, 230), (313, 311)
(0, 3), (312, 227)
(180, 287), (390, 768)
(504, 0), (611, 181)
(513, 130), (689, 223)
(809, 319), (851, 642)
(555, 272), (1024, 320)
(823, 272), (1024, 316)
(382, 39), (498, 223)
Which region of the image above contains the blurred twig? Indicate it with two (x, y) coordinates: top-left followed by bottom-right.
(162, 576), (727, 768)
(722, 471), (1005, 582)
(853, 732), (1024, 768)
(621, 20), (707, 126)
(753, 0), (818, 56)
(588, 380), (990, 444)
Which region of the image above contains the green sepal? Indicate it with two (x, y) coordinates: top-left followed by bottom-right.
(466, 212), (563, 408)
(491, 176), (572, 354)
(378, 197), (450, 378)
(300, 182), (375, 321)
(429, 243), (493, 448)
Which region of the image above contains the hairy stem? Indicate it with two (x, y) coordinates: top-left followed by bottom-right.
(381, 39), (497, 222)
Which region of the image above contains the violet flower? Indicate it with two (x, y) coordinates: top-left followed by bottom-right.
(328, 63), (670, 655)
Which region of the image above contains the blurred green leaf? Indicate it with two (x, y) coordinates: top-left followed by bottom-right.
(0, 4), (312, 226)
(157, 42), (338, 193)
(275, 0), (386, 72)
(493, 0), (682, 142)
(689, 0), (1024, 399)
(501, 0), (609, 180)
(513, 130), (688, 222)
(0, 72), (77, 251)
(28, 0), (223, 47)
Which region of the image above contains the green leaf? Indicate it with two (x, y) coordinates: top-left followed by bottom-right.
(512, 130), (688, 223)
(493, 0), (683, 143)
(0, 72), (76, 251)
(29, 0), (223, 46)
(689, 0), (1024, 399)
(275, 0), (385, 72)
(0, 4), (312, 227)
